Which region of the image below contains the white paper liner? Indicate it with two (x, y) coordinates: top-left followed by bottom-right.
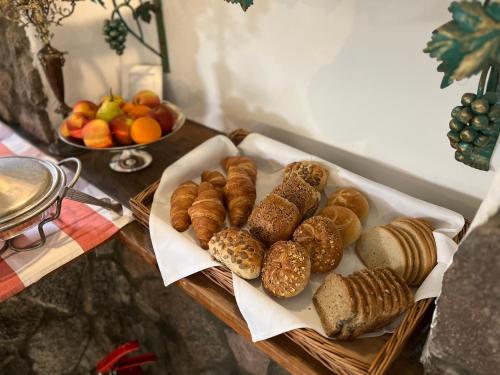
(150, 133), (465, 342)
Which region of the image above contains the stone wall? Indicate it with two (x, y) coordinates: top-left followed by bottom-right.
(422, 212), (500, 375)
(0, 239), (287, 375)
(0, 16), (53, 144)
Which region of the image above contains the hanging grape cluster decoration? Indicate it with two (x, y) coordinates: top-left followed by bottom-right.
(103, 18), (128, 55)
(424, 0), (500, 171)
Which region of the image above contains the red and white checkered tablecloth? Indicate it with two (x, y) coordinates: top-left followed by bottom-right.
(0, 122), (134, 302)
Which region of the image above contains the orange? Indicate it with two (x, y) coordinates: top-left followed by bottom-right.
(126, 104), (151, 118)
(130, 117), (162, 144)
(122, 102), (134, 112)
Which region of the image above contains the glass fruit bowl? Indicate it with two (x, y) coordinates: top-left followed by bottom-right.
(58, 101), (186, 172)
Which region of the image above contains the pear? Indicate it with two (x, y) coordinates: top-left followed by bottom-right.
(96, 95), (124, 122)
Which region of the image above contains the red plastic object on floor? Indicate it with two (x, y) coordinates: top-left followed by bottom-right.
(95, 340), (158, 375)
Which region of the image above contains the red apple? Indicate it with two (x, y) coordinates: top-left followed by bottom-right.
(72, 100), (97, 119)
(66, 112), (90, 139)
(133, 90), (160, 108)
(147, 104), (175, 134)
(82, 119), (113, 148)
(110, 115), (134, 145)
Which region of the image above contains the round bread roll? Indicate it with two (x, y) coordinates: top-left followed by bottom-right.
(284, 161), (328, 192)
(248, 194), (301, 245)
(327, 188), (369, 222)
(261, 241), (311, 298)
(292, 216), (343, 273)
(318, 205), (362, 247)
(271, 174), (320, 218)
(208, 228), (264, 280)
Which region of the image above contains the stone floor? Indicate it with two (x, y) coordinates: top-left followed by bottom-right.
(0, 239), (288, 375)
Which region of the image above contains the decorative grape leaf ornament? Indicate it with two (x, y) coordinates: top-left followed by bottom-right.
(424, 1), (500, 89)
(425, 1), (500, 171)
(224, 0), (254, 11)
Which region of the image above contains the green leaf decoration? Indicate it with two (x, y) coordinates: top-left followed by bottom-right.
(224, 0), (254, 11)
(90, 0), (106, 8)
(134, 1), (156, 23)
(424, 1), (500, 88)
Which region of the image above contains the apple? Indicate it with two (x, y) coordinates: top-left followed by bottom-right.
(72, 100), (97, 119)
(60, 120), (70, 138)
(82, 119), (113, 148)
(147, 104), (175, 134)
(133, 90), (160, 108)
(66, 112), (90, 139)
(110, 115), (134, 145)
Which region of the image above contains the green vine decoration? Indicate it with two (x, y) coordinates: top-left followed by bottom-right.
(91, 0), (169, 73)
(424, 0), (500, 88)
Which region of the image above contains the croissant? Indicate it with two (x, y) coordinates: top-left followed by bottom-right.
(222, 156), (257, 184)
(188, 182), (226, 249)
(223, 165), (256, 227)
(170, 180), (199, 232)
(201, 170), (226, 191)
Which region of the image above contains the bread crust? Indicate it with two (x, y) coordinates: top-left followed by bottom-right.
(248, 194), (301, 246)
(208, 228), (264, 279)
(272, 174), (320, 218)
(318, 205), (362, 247)
(327, 188), (369, 222)
(283, 161), (328, 192)
(292, 216), (343, 273)
(261, 241), (311, 298)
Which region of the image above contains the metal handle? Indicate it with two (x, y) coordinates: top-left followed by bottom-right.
(58, 157), (82, 189)
(64, 188), (123, 215)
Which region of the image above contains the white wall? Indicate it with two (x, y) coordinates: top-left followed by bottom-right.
(33, 0), (496, 218)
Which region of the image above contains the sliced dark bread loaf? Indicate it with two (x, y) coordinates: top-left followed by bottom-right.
(364, 268), (393, 327)
(384, 268), (414, 308)
(356, 227), (407, 278)
(349, 272), (382, 338)
(313, 273), (356, 337)
(357, 269), (385, 331)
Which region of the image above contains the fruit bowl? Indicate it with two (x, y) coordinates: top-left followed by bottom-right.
(58, 101), (186, 172)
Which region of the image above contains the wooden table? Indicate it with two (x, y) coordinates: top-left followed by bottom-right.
(59, 120), (424, 374)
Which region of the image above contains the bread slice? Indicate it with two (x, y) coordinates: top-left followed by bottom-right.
(364, 268), (393, 329)
(406, 218), (437, 270)
(385, 268), (414, 308)
(391, 219), (430, 286)
(381, 268), (409, 315)
(313, 273), (356, 337)
(358, 270), (385, 329)
(336, 276), (365, 339)
(388, 224), (419, 286)
(355, 226), (407, 278)
(384, 226), (412, 283)
(350, 272), (381, 338)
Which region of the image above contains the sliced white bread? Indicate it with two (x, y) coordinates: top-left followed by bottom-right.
(388, 223), (420, 286)
(391, 219), (431, 286)
(355, 227), (407, 278)
(313, 273), (356, 337)
(384, 226), (413, 283)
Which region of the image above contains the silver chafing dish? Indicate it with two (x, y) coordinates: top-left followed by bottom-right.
(0, 156), (122, 252)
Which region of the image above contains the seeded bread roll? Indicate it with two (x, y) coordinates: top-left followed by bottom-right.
(284, 160), (328, 192)
(272, 174), (320, 218)
(327, 188), (369, 222)
(318, 205), (362, 247)
(293, 216), (343, 273)
(284, 161), (328, 192)
(208, 228), (264, 280)
(261, 241), (311, 298)
(248, 194), (301, 246)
